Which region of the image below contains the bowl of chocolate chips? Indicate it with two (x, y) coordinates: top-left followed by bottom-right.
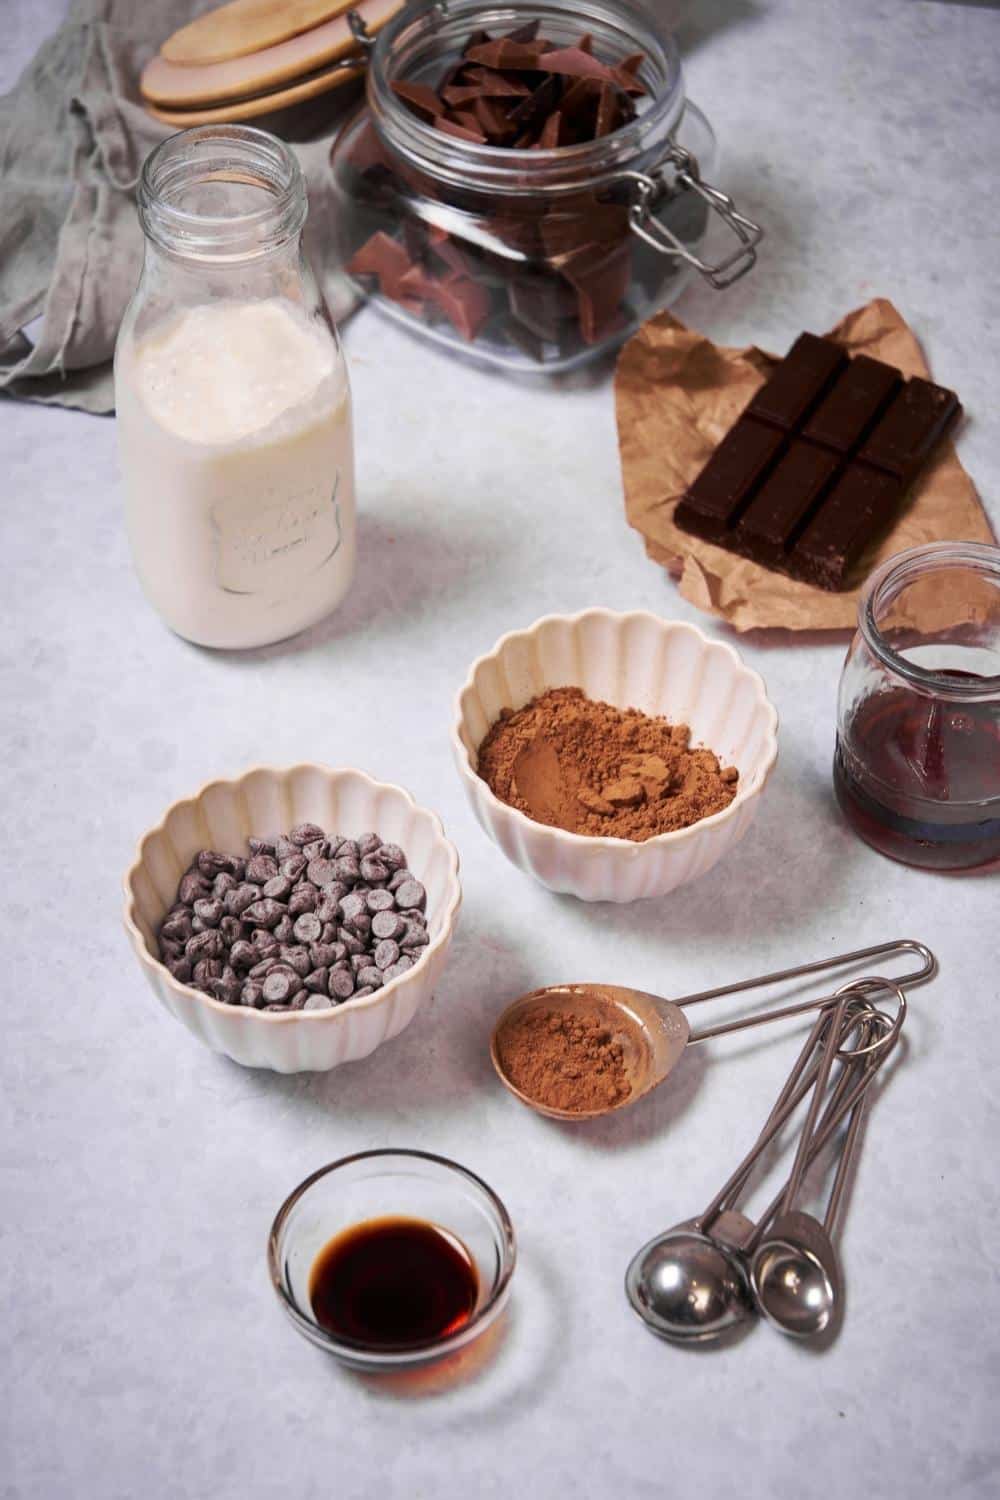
(452, 609), (778, 901)
(123, 765), (461, 1071)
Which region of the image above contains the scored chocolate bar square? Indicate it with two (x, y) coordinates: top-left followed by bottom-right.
(674, 331), (961, 591)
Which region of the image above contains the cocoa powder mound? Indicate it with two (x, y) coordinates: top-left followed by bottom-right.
(497, 1008), (631, 1112)
(476, 687), (739, 840)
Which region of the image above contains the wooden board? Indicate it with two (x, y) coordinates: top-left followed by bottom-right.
(144, 57), (365, 125)
(162, 0), (356, 67)
(141, 0), (402, 108)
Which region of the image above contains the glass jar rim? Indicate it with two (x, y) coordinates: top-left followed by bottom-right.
(367, 0), (685, 193)
(859, 540), (1000, 699)
(139, 124), (306, 260)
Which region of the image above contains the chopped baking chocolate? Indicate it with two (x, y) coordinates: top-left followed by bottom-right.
(345, 22), (651, 358)
(675, 332), (962, 589)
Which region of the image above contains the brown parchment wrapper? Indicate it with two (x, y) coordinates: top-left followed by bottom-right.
(615, 297), (994, 631)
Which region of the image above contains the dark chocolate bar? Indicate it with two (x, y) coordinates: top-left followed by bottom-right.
(674, 333), (962, 590)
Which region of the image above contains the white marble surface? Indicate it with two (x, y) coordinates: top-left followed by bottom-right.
(2, 3), (999, 1498)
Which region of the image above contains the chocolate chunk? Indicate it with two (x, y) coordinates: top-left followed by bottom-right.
(465, 39), (552, 69)
(433, 115), (488, 144)
(390, 80), (443, 120)
(747, 333), (847, 430)
(736, 440), (842, 566)
(802, 354), (901, 453)
(539, 46), (615, 81)
(795, 465), (902, 589)
(858, 377), (960, 479)
(675, 418), (786, 541)
(462, 65), (531, 97)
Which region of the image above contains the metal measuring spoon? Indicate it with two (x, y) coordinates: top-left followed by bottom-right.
(489, 940), (933, 1121)
(749, 980), (899, 1338)
(625, 991), (900, 1344)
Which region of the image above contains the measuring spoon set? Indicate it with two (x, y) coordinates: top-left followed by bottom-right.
(492, 938), (936, 1347)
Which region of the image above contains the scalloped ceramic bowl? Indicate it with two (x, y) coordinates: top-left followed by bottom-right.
(123, 765), (461, 1071)
(451, 610), (778, 903)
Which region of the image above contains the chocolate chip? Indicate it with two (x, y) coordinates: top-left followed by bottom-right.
(209, 973), (241, 1005)
(192, 957), (224, 988)
(186, 929), (225, 961)
(338, 928), (364, 956)
(248, 836), (276, 856)
(316, 885), (349, 920)
(160, 911), (193, 944)
(357, 966), (384, 989)
(377, 844), (408, 871)
(332, 856), (361, 883)
(243, 899), (286, 929)
(251, 929), (280, 958)
(394, 878), (426, 911)
(197, 850), (235, 879)
(302, 839), (328, 861)
(345, 912), (372, 940)
(290, 912), (321, 944)
(242, 858), (274, 888)
(225, 883), (259, 916)
(307, 856), (338, 887)
(335, 839), (360, 861)
(352, 985), (375, 999)
(178, 871), (210, 905)
(328, 968), (356, 1000)
(366, 889), (395, 914)
(320, 921), (338, 944)
(279, 945), (311, 978)
(273, 916), (294, 943)
(339, 891), (367, 922)
(304, 967), (329, 993)
(166, 957), (193, 983)
(219, 915), (243, 946)
(383, 958), (415, 981)
(303, 993), (334, 1010)
(371, 910), (404, 941)
(229, 940), (256, 971)
(357, 832), (382, 856)
(248, 957), (277, 980)
(374, 939), (400, 970)
(289, 822), (325, 847)
(193, 897), (223, 928)
(387, 868), (411, 892)
(263, 970), (295, 1003)
(262, 874), (293, 902)
(275, 835), (298, 861)
(241, 980), (265, 1008)
(280, 854), (307, 882)
(213, 872), (237, 899)
(400, 925), (430, 950)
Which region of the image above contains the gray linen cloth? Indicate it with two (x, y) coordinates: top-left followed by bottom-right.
(0, 0), (359, 412)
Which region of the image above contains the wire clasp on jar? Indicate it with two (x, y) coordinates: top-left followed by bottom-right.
(625, 145), (763, 290)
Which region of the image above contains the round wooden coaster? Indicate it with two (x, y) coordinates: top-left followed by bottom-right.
(162, 0), (356, 67)
(141, 0), (402, 108)
(145, 57), (364, 126)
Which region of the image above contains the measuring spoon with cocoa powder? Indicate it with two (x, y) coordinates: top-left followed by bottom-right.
(489, 939), (934, 1121)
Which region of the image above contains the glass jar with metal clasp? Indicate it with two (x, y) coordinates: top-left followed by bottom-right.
(327, 0), (762, 372)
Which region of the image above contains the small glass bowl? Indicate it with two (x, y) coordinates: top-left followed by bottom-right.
(267, 1149), (517, 1370)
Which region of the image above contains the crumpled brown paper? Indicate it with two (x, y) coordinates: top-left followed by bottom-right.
(615, 298), (994, 631)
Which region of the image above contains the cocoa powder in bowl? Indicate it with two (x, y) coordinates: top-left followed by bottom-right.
(476, 687), (739, 840)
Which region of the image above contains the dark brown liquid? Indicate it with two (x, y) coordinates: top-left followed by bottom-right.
(308, 1216), (478, 1348)
(834, 671), (1000, 869)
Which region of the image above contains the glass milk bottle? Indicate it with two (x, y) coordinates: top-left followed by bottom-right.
(115, 125), (356, 649)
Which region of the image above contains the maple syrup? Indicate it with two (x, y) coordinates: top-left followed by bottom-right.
(308, 1216), (479, 1348)
(834, 672), (1000, 869)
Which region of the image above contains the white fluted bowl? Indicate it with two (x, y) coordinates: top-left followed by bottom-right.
(451, 610), (778, 903)
(123, 765), (461, 1071)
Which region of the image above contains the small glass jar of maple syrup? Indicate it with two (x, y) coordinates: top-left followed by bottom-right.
(834, 542), (1000, 870)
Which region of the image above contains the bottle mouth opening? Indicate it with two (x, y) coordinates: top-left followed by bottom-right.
(860, 541), (1000, 699)
(139, 125), (306, 259)
(368, 0), (684, 192)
